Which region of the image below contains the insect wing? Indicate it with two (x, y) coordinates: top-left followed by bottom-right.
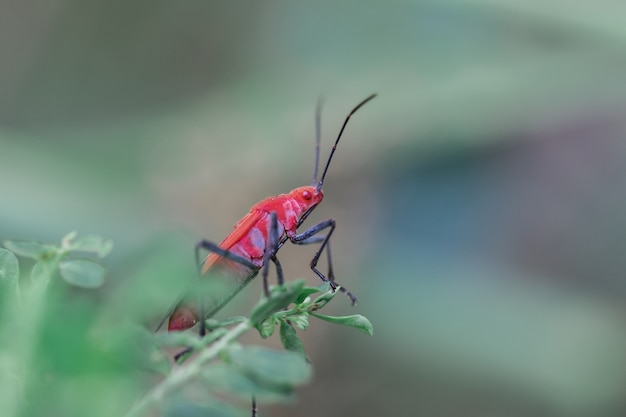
(166, 210), (267, 332)
(201, 209), (265, 276)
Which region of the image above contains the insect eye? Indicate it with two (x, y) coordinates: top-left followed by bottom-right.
(302, 190), (312, 200)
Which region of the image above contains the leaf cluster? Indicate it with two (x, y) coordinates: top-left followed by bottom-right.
(2, 231), (112, 291)
(0, 233), (373, 417)
(0, 232), (113, 417)
(128, 279), (373, 417)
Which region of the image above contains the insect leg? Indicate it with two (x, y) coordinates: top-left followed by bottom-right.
(288, 234), (334, 281)
(290, 219), (357, 305)
(193, 240), (258, 336)
(325, 239), (335, 282)
(271, 254), (284, 285)
(261, 212), (281, 296)
(195, 239), (257, 271)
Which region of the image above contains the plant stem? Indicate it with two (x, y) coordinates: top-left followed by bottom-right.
(125, 319), (252, 417)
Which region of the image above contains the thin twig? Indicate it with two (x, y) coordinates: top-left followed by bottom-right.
(125, 320), (252, 417)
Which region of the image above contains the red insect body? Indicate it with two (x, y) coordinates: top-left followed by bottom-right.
(168, 186), (323, 331)
(165, 94), (376, 333)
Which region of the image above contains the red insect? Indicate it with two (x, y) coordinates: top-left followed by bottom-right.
(161, 94), (377, 334)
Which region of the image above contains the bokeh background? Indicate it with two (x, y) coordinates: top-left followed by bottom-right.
(2, 1), (626, 416)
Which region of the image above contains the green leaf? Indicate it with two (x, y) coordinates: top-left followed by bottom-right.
(3, 240), (56, 260)
(59, 259), (105, 289)
(229, 345), (311, 386)
(310, 286), (338, 310)
(279, 321), (305, 356)
(67, 234), (113, 258)
(201, 363), (294, 403)
(256, 317), (276, 339)
(289, 313), (309, 330)
(0, 248), (19, 297)
(60, 231), (78, 247)
(249, 279), (306, 325)
(310, 313), (374, 336)
(295, 283), (329, 304)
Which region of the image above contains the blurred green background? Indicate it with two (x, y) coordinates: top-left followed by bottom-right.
(2, 1), (626, 416)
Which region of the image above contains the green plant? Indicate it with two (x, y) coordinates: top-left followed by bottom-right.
(0, 233), (373, 417)
(0, 232), (113, 417)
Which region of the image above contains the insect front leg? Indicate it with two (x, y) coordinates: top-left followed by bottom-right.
(290, 234), (334, 281)
(290, 219), (357, 305)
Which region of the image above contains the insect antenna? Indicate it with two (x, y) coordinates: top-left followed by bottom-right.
(312, 96), (324, 186)
(316, 93), (377, 192)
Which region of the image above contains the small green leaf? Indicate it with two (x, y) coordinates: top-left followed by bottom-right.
(256, 318), (276, 339)
(310, 286), (338, 310)
(68, 234), (113, 258)
(61, 231), (78, 248)
(0, 248), (19, 297)
(310, 313), (374, 336)
(202, 363), (294, 403)
(295, 283), (329, 304)
(229, 345), (311, 386)
(59, 259), (105, 289)
(279, 321), (305, 356)
(289, 313), (309, 330)
(249, 279), (306, 325)
(3, 240), (56, 260)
